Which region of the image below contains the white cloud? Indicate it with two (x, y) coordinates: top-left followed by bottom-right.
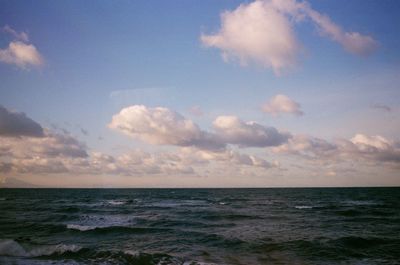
(350, 134), (391, 150)
(213, 115), (290, 147)
(262, 94), (303, 116)
(108, 105), (202, 145)
(201, 0), (300, 74)
(108, 105), (224, 150)
(110, 105), (291, 150)
(273, 133), (400, 166)
(179, 147), (275, 168)
(0, 130), (89, 175)
(0, 41), (43, 68)
(304, 6), (378, 56)
(0, 132), (88, 160)
(201, 0), (377, 74)
(272, 134), (337, 158)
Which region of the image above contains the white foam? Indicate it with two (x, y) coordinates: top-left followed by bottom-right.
(66, 214), (135, 231)
(28, 244), (81, 257)
(294, 205), (313, 209)
(106, 200), (126, 205)
(123, 249), (139, 256)
(150, 199), (207, 208)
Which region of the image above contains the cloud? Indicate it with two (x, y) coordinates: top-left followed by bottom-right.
(0, 25), (43, 69)
(0, 105), (44, 137)
(109, 105), (290, 149)
(201, 0), (300, 74)
(371, 103), (391, 112)
(303, 5), (378, 56)
(0, 105), (278, 178)
(213, 115), (290, 147)
(201, 0), (377, 74)
(0, 41), (44, 68)
(262, 94), (303, 116)
(0, 130), (88, 174)
(188, 105), (204, 116)
(273, 133), (400, 166)
(1, 106), (398, 179)
(350, 134), (391, 150)
(108, 105), (224, 150)
(2, 25), (29, 42)
(0, 132), (88, 159)
(178, 147), (277, 170)
(272, 134), (337, 158)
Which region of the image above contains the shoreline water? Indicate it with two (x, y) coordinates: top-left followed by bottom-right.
(1, 188), (399, 264)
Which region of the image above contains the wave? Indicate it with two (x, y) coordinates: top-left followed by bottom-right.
(0, 239), (220, 265)
(294, 205), (313, 209)
(0, 239), (81, 257)
(66, 214), (136, 231)
(66, 224), (97, 231)
(148, 199), (208, 208)
(106, 199), (128, 206)
(202, 213), (261, 221)
(343, 200), (380, 206)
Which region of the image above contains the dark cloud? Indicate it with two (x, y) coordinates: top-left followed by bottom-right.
(80, 128), (89, 136)
(0, 105), (44, 137)
(371, 103), (391, 112)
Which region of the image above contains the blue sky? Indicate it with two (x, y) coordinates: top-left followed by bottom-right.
(0, 0), (399, 187)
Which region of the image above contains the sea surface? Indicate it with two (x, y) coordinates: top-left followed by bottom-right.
(0, 188), (399, 265)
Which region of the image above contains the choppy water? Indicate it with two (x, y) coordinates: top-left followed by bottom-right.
(0, 188), (399, 265)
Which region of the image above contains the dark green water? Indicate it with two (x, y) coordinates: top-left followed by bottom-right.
(0, 188), (399, 264)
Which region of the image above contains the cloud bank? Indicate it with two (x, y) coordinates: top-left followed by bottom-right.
(1, 105), (398, 184)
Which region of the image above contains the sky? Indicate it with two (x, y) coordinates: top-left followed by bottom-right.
(0, 0), (399, 187)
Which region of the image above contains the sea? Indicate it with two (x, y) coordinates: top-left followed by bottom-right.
(0, 188), (399, 265)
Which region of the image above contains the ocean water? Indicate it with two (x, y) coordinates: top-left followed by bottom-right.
(0, 188), (399, 265)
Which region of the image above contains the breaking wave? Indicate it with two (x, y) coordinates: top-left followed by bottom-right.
(0, 239), (81, 257)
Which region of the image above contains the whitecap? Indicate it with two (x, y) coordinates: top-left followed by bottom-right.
(106, 200), (127, 205)
(344, 200), (379, 206)
(150, 199), (207, 208)
(27, 243), (81, 257)
(294, 205), (313, 209)
(123, 249), (139, 256)
(66, 214), (135, 231)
